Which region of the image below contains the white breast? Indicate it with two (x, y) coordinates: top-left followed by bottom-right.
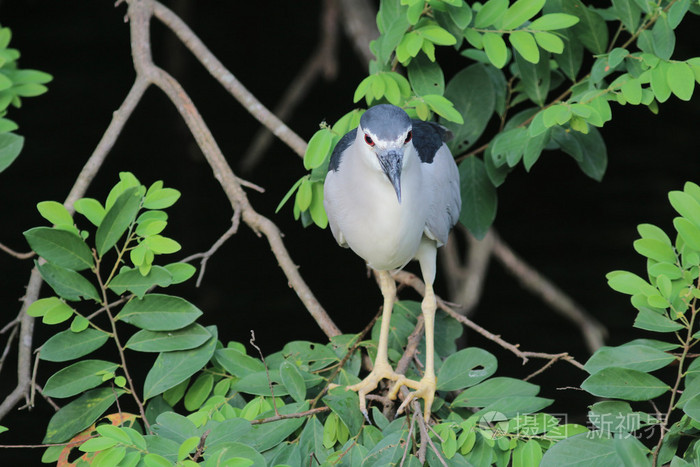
(324, 147), (429, 271)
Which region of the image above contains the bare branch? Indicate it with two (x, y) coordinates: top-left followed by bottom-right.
(250, 406), (329, 425)
(127, 0), (341, 338)
(240, 0), (340, 172)
(151, 1), (308, 158)
(490, 231), (607, 352)
(0, 243), (34, 260)
(392, 270), (585, 371)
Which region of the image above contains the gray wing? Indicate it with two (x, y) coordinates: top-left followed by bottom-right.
(422, 143), (461, 246)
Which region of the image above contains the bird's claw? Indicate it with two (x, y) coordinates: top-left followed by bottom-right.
(395, 376), (436, 423)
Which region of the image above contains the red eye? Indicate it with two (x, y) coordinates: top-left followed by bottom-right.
(364, 134), (374, 146)
(404, 131), (412, 144)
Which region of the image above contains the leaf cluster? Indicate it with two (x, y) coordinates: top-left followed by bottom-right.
(541, 181), (700, 466)
(0, 24), (52, 174)
(14, 173), (589, 466)
(280, 0), (700, 240)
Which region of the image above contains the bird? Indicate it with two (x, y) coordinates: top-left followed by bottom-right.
(323, 104), (461, 422)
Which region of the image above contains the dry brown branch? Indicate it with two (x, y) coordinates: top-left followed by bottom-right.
(392, 270), (585, 371)
(181, 220), (240, 287)
(240, 0), (340, 172)
(136, 0), (341, 338)
(151, 1), (308, 158)
(250, 406), (330, 425)
(0, 243), (34, 260)
(337, 0), (379, 64)
(490, 230), (607, 352)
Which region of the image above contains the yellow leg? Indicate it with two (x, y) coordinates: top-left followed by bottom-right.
(347, 270), (408, 418)
(396, 282), (437, 422)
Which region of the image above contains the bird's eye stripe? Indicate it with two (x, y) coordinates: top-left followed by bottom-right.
(364, 134), (374, 146)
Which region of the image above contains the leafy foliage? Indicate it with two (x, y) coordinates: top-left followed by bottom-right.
(20, 173), (585, 466)
(280, 0), (700, 241)
(541, 181), (700, 466)
(0, 24), (52, 174)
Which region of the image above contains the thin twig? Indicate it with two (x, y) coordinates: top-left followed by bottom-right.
(0, 324), (18, 375)
(132, 0), (341, 338)
(152, 1), (308, 158)
(250, 330), (279, 416)
(0, 243), (34, 260)
(240, 0), (340, 172)
(191, 429), (210, 462)
(180, 221), (240, 287)
(250, 406), (329, 425)
(392, 270), (585, 371)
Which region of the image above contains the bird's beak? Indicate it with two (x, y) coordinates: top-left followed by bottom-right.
(377, 149), (403, 203)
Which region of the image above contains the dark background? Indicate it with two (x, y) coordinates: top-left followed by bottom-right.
(0, 0), (698, 463)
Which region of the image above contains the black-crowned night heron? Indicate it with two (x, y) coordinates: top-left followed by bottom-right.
(324, 104), (461, 422)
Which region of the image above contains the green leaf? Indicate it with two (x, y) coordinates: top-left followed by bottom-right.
(490, 126), (529, 168)
(474, 0), (509, 28)
(437, 348), (498, 391)
(163, 263), (196, 284)
(563, 0), (608, 54)
(109, 266), (173, 298)
(0, 132), (23, 173)
(304, 129), (333, 170)
(416, 24), (457, 46)
(589, 400), (657, 435)
(670, 189), (700, 227)
(36, 201), (73, 227)
(184, 373), (213, 411)
(308, 181), (328, 228)
(43, 387), (125, 443)
(612, 0), (641, 33)
(554, 28), (583, 80)
(514, 47), (550, 106)
(422, 94), (463, 123)
(323, 387), (364, 437)
(458, 157), (497, 240)
(551, 126), (607, 181)
(136, 219), (167, 237)
(117, 294), (202, 331)
(500, 0), (545, 30)
(96, 187), (142, 257)
(74, 198), (105, 227)
(606, 270), (655, 295)
(36, 261), (100, 302)
(214, 348), (266, 378)
(540, 433), (622, 467)
(143, 235), (181, 254)
(280, 361), (306, 403)
(621, 77), (643, 105)
(534, 32), (564, 54)
(633, 238), (676, 263)
(582, 367), (669, 400)
(79, 436), (119, 452)
(675, 217), (700, 250)
(126, 323), (211, 352)
(529, 13), (580, 30)
(238, 401), (309, 452)
(143, 187), (180, 210)
(584, 344), (675, 374)
(513, 439), (543, 467)
(483, 33), (508, 69)
(407, 54), (445, 96)
(40, 328), (109, 362)
(143, 326), (217, 399)
(667, 61), (695, 101)
(452, 377), (539, 408)
(443, 64), (496, 153)
(651, 61), (672, 103)
(652, 16), (675, 60)
(44, 359), (119, 398)
(296, 178), (312, 211)
(24, 227), (94, 271)
(634, 308), (684, 332)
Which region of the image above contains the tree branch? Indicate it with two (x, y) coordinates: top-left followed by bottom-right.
(128, 0), (341, 338)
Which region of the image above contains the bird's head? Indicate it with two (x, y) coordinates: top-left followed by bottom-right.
(357, 104), (413, 203)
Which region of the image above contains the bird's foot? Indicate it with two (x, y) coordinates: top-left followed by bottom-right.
(394, 374), (436, 423)
(347, 360), (413, 421)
